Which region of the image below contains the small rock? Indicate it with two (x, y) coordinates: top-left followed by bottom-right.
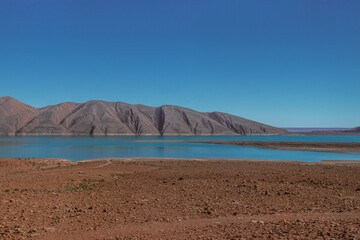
(44, 227), (56, 232)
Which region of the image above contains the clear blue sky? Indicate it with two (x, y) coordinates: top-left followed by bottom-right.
(1, 1), (359, 128)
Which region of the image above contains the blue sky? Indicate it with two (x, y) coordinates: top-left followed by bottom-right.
(1, 0), (359, 128)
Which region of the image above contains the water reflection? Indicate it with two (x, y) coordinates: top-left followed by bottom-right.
(0, 135), (359, 162)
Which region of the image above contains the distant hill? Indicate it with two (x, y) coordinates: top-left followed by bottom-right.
(0, 96), (289, 136)
(297, 126), (360, 135)
(285, 128), (349, 133)
(345, 127), (360, 133)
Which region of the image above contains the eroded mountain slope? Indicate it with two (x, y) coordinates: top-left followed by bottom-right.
(0, 97), (288, 136)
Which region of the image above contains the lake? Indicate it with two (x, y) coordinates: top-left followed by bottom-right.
(0, 135), (360, 162)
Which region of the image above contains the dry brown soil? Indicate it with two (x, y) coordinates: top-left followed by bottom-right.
(1, 157), (360, 239)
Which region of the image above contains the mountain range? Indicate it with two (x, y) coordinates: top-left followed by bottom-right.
(299, 126), (360, 135)
(0, 96), (288, 136)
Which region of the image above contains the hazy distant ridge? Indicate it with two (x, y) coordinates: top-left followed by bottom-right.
(345, 127), (360, 133)
(0, 97), (288, 136)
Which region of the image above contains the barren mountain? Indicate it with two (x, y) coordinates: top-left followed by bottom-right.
(0, 97), (288, 136)
(0, 97), (38, 135)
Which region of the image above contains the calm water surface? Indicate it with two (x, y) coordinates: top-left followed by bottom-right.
(0, 135), (360, 162)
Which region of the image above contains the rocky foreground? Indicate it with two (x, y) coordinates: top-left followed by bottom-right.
(0, 96), (288, 136)
(0, 158), (360, 239)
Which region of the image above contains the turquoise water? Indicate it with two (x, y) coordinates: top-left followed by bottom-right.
(0, 135), (360, 162)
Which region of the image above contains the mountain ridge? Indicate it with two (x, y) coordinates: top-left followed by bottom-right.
(345, 127), (360, 133)
(0, 97), (289, 136)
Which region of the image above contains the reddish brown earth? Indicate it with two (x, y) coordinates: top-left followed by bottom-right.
(1, 158), (360, 239)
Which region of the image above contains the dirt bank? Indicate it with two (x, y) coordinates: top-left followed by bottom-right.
(1, 157), (360, 239)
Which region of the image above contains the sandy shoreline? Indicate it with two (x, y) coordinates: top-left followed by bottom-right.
(1, 157), (360, 239)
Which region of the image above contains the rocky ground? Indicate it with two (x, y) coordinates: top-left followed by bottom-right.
(0, 157), (360, 239)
